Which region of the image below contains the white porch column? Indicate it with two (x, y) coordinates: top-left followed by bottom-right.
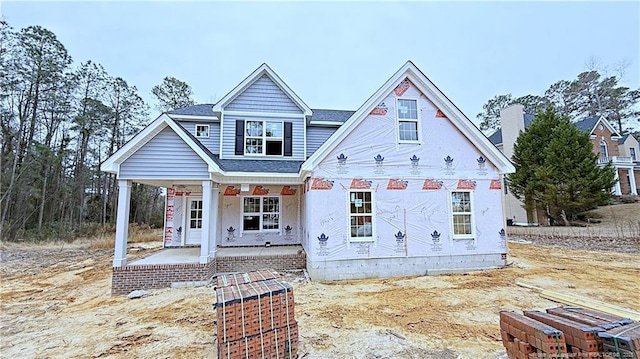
(210, 187), (220, 259)
(113, 180), (132, 267)
(613, 169), (621, 195)
(200, 181), (213, 264)
(628, 167), (638, 195)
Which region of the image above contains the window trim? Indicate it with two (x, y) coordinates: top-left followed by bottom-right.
(244, 119), (284, 157)
(599, 140), (608, 160)
(396, 97), (421, 144)
(195, 124), (210, 138)
(630, 147), (636, 162)
(241, 195), (281, 233)
(449, 190), (475, 240)
(347, 190), (376, 243)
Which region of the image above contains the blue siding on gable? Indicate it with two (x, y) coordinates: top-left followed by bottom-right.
(221, 115), (305, 160)
(225, 74), (303, 114)
(120, 127), (209, 179)
(307, 126), (339, 157)
(178, 121), (220, 155)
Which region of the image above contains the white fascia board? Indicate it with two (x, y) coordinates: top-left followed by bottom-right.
(211, 172), (304, 185)
(308, 121), (344, 126)
(223, 110), (304, 119)
(303, 61), (515, 174)
(594, 116), (621, 137)
(100, 115), (169, 173)
(167, 114), (219, 121)
(212, 64), (312, 116)
(100, 114), (223, 176)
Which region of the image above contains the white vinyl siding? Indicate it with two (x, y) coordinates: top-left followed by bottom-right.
(226, 74), (303, 114)
(120, 127), (209, 179)
(178, 121), (220, 155)
(306, 126), (339, 157)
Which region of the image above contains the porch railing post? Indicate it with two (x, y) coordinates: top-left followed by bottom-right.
(210, 187), (220, 259)
(113, 180), (132, 267)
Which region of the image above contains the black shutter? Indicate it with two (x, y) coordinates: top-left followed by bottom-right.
(235, 120), (244, 155)
(284, 122), (293, 156)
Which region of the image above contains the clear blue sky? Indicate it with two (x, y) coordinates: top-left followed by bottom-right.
(3, 1), (639, 126)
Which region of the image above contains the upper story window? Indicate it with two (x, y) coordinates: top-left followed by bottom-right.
(245, 120), (283, 155)
(630, 147), (637, 162)
(235, 120), (293, 157)
(195, 124), (210, 138)
(600, 140), (608, 160)
(397, 99), (419, 142)
(451, 191), (475, 239)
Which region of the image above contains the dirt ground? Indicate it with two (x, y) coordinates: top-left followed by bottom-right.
(1, 204), (639, 359)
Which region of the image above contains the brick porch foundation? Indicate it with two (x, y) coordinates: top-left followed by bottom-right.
(216, 252), (306, 273)
(111, 259), (216, 294)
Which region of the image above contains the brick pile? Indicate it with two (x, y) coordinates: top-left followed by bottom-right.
(214, 270), (298, 359)
(500, 307), (639, 359)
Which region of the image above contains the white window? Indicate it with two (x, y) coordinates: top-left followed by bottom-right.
(397, 98), (419, 142)
(189, 200), (203, 229)
(600, 140), (608, 160)
(243, 196), (280, 232)
(195, 124), (210, 138)
(245, 120), (283, 156)
(348, 191), (374, 242)
(451, 191), (474, 239)
(630, 147), (636, 162)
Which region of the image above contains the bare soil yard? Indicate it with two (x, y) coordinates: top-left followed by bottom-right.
(1, 204), (639, 359)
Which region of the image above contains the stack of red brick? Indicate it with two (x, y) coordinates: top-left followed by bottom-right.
(500, 307), (639, 359)
(215, 270), (298, 359)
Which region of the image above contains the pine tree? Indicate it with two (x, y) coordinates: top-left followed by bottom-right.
(508, 107), (616, 225)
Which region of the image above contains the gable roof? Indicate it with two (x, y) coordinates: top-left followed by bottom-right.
(101, 114), (222, 174)
(302, 61), (515, 174)
(575, 116), (601, 133)
(575, 115), (621, 137)
(212, 63), (312, 116)
(618, 134), (630, 145)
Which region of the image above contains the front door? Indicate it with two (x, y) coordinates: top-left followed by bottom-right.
(186, 198), (203, 245)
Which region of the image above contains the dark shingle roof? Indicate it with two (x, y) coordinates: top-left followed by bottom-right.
(214, 155), (303, 173)
(488, 129), (502, 145)
(618, 134), (630, 145)
(310, 109), (355, 123)
(523, 113), (535, 127)
(574, 116), (600, 133)
(167, 104), (216, 116)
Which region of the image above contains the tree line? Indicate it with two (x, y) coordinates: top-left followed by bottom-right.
(0, 22), (195, 241)
(477, 60), (640, 135)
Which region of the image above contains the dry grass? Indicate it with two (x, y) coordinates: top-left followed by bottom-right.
(509, 203), (640, 240)
(87, 224), (162, 249)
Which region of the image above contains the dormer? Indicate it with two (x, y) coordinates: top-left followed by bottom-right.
(213, 64), (312, 161)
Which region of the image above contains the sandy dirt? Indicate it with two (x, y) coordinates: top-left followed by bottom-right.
(1, 205), (639, 359)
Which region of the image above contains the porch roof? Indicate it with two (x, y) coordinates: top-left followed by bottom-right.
(213, 155), (304, 173)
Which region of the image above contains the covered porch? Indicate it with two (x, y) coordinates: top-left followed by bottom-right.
(111, 245), (306, 294)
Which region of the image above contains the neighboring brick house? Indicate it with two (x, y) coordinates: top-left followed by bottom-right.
(489, 104), (639, 225)
(101, 61), (515, 292)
